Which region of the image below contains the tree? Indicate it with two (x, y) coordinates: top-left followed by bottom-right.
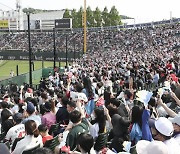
(63, 9), (71, 18)
(23, 7), (36, 14)
(102, 7), (110, 26)
(71, 9), (78, 28)
(93, 7), (102, 27)
(109, 6), (122, 26)
(86, 6), (95, 27)
(76, 7), (83, 28)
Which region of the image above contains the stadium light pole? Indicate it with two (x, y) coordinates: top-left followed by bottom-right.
(74, 39), (76, 61)
(27, 13), (32, 88)
(53, 28), (56, 69)
(66, 34), (68, 67)
(83, 0), (87, 54)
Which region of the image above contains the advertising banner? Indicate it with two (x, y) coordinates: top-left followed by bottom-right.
(0, 20), (8, 28)
(0, 50), (81, 61)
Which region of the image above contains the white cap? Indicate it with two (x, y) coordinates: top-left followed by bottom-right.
(77, 93), (88, 102)
(136, 140), (168, 154)
(25, 92), (32, 98)
(70, 91), (78, 101)
(155, 117), (174, 136)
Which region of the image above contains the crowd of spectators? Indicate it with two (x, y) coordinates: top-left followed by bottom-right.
(0, 22), (180, 154)
(0, 23), (179, 54)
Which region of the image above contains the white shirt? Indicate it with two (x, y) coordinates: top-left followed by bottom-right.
(49, 75), (54, 81)
(22, 114), (41, 126)
(5, 124), (25, 144)
(12, 135), (43, 154)
(56, 102), (62, 108)
(164, 138), (180, 154)
(125, 70), (130, 77)
(11, 105), (19, 114)
(90, 123), (99, 139)
(0, 108), (2, 120)
(71, 75), (76, 83)
(174, 134), (180, 146)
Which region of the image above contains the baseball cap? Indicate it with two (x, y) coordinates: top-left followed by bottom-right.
(77, 93), (88, 102)
(13, 113), (23, 122)
(26, 102), (35, 114)
(155, 117), (174, 136)
(136, 140), (168, 154)
(168, 113), (180, 126)
(25, 92), (31, 99)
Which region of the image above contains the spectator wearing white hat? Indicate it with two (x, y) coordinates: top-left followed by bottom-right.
(157, 97), (180, 144)
(153, 117), (180, 154)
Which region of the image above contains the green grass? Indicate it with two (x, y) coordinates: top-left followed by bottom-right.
(0, 60), (64, 81)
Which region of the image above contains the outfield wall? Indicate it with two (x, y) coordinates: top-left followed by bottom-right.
(0, 68), (55, 87)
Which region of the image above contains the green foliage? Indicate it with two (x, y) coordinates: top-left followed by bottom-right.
(66, 6), (124, 28)
(63, 9), (72, 18)
(76, 7), (84, 28)
(93, 7), (102, 27)
(86, 6), (95, 27)
(109, 6), (122, 26)
(23, 7), (36, 14)
(102, 7), (110, 27)
(23, 8), (59, 14)
(71, 9), (78, 28)
(23, 6), (132, 28)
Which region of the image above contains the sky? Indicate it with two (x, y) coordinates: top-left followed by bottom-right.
(0, 0), (180, 23)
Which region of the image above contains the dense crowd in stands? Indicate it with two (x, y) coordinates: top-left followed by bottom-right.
(0, 22), (180, 154)
(0, 23), (180, 53)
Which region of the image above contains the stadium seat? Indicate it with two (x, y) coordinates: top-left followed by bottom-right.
(49, 123), (60, 136)
(4, 141), (10, 149)
(44, 135), (60, 152)
(130, 145), (137, 154)
(11, 137), (25, 152)
(22, 144), (40, 154)
(0, 132), (5, 142)
(94, 132), (108, 152)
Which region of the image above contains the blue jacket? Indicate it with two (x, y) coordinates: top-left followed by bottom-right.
(82, 87), (95, 115)
(142, 109), (153, 141)
(130, 123), (142, 144)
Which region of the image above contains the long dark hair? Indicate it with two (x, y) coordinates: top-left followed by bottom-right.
(25, 120), (39, 137)
(83, 77), (94, 98)
(131, 106), (143, 128)
(92, 108), (106, 134)
(1, 109), (12, 123)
